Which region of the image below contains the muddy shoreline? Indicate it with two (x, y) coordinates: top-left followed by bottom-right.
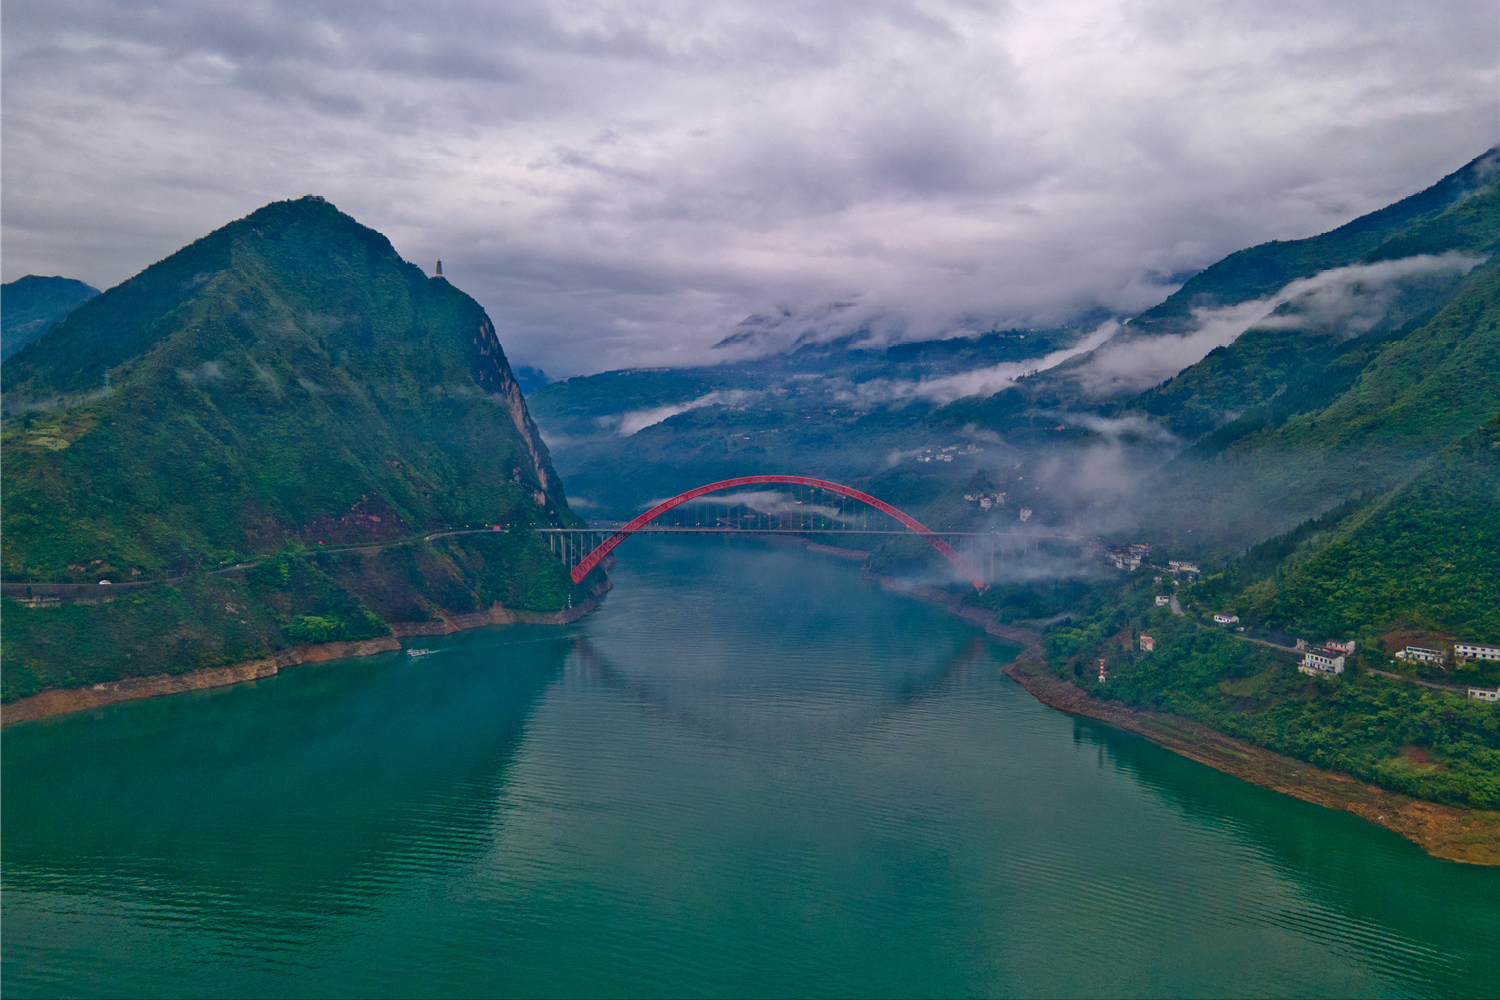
(861, 570), (1500, 866)
(1, 584), (610, 726)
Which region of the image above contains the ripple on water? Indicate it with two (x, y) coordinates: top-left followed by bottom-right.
(4, 536), (1498, 998)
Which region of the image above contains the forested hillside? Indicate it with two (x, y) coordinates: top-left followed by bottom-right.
(1, 275), (98, 360)
(1127, 147), (1500, 336)
(3, 197), (575, 579)
(521, 147), (1500, 814)
(1139, 253), (1500, 555)
(1209, 417), (1500, 642)
(1, 197), (586, 700)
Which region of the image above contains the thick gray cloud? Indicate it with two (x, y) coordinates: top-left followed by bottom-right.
(4, 0), (1497, 375)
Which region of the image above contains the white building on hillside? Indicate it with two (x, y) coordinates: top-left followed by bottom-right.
(1396, 645), (1444, 664)
(1213, 613), (1240, 625)
(1468, 688), (1500, 702)
(1299, 649), (1346, 676)
(1456, 642), (1500, 662)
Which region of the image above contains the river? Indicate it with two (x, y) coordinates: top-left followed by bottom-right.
(3, 536), (1497, 997)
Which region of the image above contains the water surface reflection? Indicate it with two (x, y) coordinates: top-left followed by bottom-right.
(4, 537), (1496, 998)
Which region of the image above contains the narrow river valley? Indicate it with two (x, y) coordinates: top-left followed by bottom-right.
(4, 537), (1496, 997)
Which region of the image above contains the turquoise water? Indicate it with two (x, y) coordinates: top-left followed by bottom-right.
(4, 536), (1498, 997)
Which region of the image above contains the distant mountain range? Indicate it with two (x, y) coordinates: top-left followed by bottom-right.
(529, 146), (1500, 642)
(523, 146), (1499, 814)
(1, 275), (99, 360)
(5, 156), (1492, 818)
(3, 148), (1495, 716)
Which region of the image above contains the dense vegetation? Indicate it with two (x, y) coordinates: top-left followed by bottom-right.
(1, 275), (99, 360)
(1040, 592), (1500, 810)
(1, 275), (99, 361)
(1168, 418), (1499, 645)
(1128, 244), (1499, 558)
(0, 533), (579, 702)
(1028, 420), (1499, 811)
(1, 547), (384, 700)
(525, 145), (1500, 814)
(3, 197), (575, 582)
(1254, 419), (1500, 640)
(2, 197), (583, 700)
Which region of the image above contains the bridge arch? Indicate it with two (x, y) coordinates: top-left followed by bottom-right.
(569, 475), (987, 591)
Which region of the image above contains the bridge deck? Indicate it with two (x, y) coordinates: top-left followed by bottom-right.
(535, 527), (1037, 537)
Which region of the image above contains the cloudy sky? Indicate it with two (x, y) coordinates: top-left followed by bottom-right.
(3, 0), (1496, 375)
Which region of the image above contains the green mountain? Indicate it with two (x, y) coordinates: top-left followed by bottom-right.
(1131, 149), (1499, 334)
(1129, 165), (1500, 554)
(525, 325), (1088, 519)
(980, 148), (1500, 638)
(521, 147), (1500, 816)
(528, 147), (1500, 542)
(1, 275), (99, 360)
(1007, 149), (1500, 812)
(1038, 418), (1500, 811)
(886, 146), (1499, 556)
(1184, 416), (1500, 644)
(1, 197), (585, 701)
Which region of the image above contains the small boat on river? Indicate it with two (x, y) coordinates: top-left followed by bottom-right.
(406, 648), (434, 659)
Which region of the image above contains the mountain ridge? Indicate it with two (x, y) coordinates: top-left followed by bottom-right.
(1127, 146), (1500, 338)
(1, 275), (99, 361)
(1, 197), (589, 701)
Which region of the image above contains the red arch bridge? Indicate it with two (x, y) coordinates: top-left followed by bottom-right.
(536, 475), (1060, 592)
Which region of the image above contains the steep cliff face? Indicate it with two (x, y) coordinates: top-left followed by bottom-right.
(468, 312), (565, 513)
(2, 198), (590, 701)
(2, 196), (578, 578)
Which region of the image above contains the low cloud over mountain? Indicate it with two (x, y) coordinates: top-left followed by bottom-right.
(4, 1), (1496, 375)
(1072, 253), (1486, 397)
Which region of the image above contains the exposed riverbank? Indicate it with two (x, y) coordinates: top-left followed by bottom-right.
(1, 584), (609, 726)
(862, 570), (1500, 866)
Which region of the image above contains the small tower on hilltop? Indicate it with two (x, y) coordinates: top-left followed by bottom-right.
(435, 260), (444, 278)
